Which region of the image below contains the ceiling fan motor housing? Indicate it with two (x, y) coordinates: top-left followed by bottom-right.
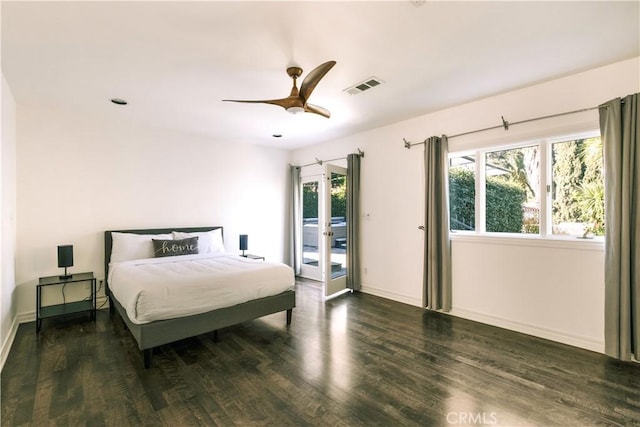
(287, 67), (303, 79)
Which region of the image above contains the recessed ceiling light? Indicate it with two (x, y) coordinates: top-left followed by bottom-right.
(110, 98), (128, 105)
(272, 134), (282, 138)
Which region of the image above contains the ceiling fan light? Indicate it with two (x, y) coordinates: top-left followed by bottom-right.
(286, 106), (305, 114)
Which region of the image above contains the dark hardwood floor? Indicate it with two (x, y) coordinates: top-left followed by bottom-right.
(2, 279), (639, 426)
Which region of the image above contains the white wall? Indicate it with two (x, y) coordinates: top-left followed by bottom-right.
(15, 105), (291, 317)
(1, 72), (18, 369)
(451, 237), (604, 351)
(291, 57), (640, 353)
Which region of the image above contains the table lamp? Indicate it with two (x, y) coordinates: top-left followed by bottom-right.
(239, 235), (248, 257)
(57, 245), (73, 279)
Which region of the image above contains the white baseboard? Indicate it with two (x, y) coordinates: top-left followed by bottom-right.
(1, 314), (19, 371)
(359, 285), (604, 354)
(449, 307), (605, 354)
(360, 284), (422, 307)
(18, 310), (36, 323)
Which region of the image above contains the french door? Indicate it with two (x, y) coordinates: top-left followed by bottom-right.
(298, 164), (348, 298)
(323, 164), (348, 298)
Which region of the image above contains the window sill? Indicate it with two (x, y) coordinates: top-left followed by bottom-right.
(450, 232), (604, 251)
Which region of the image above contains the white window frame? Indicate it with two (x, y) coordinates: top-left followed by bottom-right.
(449, 129), (604, 249)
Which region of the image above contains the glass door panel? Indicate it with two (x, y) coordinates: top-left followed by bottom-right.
(324, 165), (348, 297)
(300, 177), (323, 281)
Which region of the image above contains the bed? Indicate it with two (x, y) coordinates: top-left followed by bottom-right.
(104, 226), (296, 368)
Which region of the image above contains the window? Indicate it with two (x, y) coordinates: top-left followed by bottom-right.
(449, 132), (603, 239)
(485, 145), (540, 234)
(551, 137), (604, 237)
(449, 155), (475, 231)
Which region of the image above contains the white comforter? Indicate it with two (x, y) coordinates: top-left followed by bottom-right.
(108, 253), (295, 324)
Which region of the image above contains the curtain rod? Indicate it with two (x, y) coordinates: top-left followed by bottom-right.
(403, 105), (601, 149)
(294, 148), (364, 168)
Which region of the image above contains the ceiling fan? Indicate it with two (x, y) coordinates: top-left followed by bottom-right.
(223, 60), (336, 118)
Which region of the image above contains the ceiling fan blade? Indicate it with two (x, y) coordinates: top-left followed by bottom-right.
(305, 103), (331, 119)
(300, 60), (336, 102)
(222, 98), (291, 109)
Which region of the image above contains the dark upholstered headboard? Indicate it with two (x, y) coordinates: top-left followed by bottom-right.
(104, 226), (223, 296)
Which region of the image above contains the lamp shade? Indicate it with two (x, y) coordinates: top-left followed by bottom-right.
(239, 235), (248, 251)
(57, 245), (74, 268)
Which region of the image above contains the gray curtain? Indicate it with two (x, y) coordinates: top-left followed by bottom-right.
(599, 93), (639, 361)
(289, 165), (302, 275)
(423, 135), (451, 311)
(347, 153), (361, 291)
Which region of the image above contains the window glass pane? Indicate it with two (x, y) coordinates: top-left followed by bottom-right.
(329, 172), (347, 278)
(551, 137), (604, 237)
(485, 146), (540, 234)
(302, 181), (319, 266)
(449, 155), (475, 231)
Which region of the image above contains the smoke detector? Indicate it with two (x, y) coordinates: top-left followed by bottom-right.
(343, 77), (384, 95)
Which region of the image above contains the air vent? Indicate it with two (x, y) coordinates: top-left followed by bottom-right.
(343, 77), (384, 95)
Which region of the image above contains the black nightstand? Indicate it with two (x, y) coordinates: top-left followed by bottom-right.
(242, 254), (265, 261)
(36, 272), (96, 332)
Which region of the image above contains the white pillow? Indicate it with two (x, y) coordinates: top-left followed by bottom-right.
(110, 232), (172, 262)
(173, 229), (224, 254)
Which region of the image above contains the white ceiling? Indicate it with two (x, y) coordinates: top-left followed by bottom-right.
(2, 1), (639, 150)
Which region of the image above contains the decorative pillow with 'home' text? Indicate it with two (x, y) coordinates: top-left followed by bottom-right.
(152, 237), (199, 257)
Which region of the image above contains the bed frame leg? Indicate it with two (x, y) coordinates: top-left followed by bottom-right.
(286, 309), (293, 325)
(144, 349), (152, 369)
(108, 296), (115, 314)
(213, 330), (219, 342)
